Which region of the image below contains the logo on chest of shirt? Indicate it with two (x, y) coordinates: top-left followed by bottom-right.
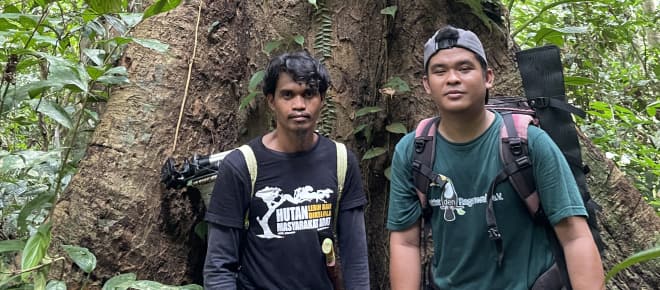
(253, 185), (334, 239)
(427, 175), (506, 222)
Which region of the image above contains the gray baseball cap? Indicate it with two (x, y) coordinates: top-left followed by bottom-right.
(423, 26), (487, 71)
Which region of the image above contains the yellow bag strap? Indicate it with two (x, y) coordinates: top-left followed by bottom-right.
(332, 141), (348, 235)
(237, 144), (257, 229)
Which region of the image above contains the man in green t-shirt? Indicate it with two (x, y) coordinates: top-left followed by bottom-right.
(387, 25), (604, 289)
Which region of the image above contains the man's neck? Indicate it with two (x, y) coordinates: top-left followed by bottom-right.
(262, 129), (318, 153)
(438, 109), (494, 143)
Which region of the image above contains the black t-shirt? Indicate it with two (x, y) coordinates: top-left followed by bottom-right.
(206, 135), (367, 289)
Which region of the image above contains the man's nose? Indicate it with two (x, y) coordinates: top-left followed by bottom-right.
(291, 95), (306, 110)
(446, 69), (460, 83)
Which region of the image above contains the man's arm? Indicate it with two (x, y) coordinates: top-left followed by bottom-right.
(554, 216), (604, 290)
(203, 223), (243, 290)
(389, 220), (421, 290)
(337, 206), (370, 289)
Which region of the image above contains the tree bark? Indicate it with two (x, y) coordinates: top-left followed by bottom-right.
(50, 0), (659, 288)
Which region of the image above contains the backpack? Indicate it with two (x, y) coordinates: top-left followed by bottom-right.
(161, 140), (349, 232)
(411, 45), (604, 290)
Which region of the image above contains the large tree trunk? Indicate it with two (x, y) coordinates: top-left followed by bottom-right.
(51, 0), (659, 288)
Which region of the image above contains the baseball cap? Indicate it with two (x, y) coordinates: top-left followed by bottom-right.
(423, 25), (487, 71)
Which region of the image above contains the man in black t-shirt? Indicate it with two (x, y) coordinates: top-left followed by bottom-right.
(204, 51), (370, 290)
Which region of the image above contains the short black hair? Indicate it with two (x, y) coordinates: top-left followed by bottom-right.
(262, 51), (330, 98)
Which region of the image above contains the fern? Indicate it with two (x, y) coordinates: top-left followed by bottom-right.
(313, 1), (333, 61)
(317, 95), (337, 137)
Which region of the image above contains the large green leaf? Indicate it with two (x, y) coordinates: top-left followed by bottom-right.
(355, 106), (383, 117)
(143, 0), (183, 20)
(249, 70), (265, 91)
(85, 0), (123, 14)
(382, 77), (410, 94)
(29, 99), (74, 129)
(62, 245), (97, 273)
(131, 38), (169, 53)
(606, 246), (660, 282)
(118, 13), (143, 29)
(21, 222), (52, 276)
(263, 40), (281, 55)
(97, 66), (129, 85)
(564, 76), (596, 86)
(17, 192), (55, 234)
(380, 6), (397, 17)
(362, 147), (387, 160)
(102, 273), (137, 290)
(239, 91), (259, 111)
(45, 280), (67, 290)
(0, 239), (26, 253)
(386, 122), (408, 134)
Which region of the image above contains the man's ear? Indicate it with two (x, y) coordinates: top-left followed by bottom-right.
(422, 75), (432, 95)
(266, 94), (275, 110)
(485, 68), (494, 89)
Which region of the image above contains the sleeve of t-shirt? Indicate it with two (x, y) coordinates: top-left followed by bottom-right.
(338, 206), (370, 289)
(338, 150), (368, 211)
(205, 150), (251, 229)
(528, 127), (587, 225)
(386, 133), (422, 231)
(203, 223), (242, 290)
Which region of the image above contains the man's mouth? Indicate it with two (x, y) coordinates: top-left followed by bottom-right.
(289, 114), (310, 121)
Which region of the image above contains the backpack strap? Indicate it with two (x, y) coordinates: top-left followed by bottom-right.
(332, 141), (348, 235)
(237, 144), (257, 229)
(412, 116), (441, 213)
(485, 112), (538, 267)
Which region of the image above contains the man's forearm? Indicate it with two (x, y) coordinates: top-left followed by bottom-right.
(204, 223), (242, 290)
(389, 223), (421, 290)
(563, 236), (604, 290)
(338, 207), (370, 290)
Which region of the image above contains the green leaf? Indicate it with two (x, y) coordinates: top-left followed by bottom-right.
(386, 122), (407, 134)
(307, 0), (318, 9)
(85, 0), (123, 14)
(177, 285), (203, 290)
(355, 106), (383, 117)
(380, 6), (397, 17)
(362, 147), (387, 160)
(29, 99), (74, 129)
(239, 91), (259, 110)
(86, 65), (106, 80)
(104, 15), (127, 35)
(62, 245), (97, 273)
(646, 100), (660, 118)
(0, 239), (26, 253)
(121, 280), (167, 290)
(382, 77), (410, 94)
(606, 246), (660, 282)
(263, 40), (281, 55)
(194, 222), (207, 239)
(293, 35), (305, 47)
(119, 13), (143, 29)
(554, 26), (588, 34)
(131, 38), (169, 53)
(564, 76), (596, 86)
(97, 66), (129, 85)
(248, 70), (265, 91)
(21, 222), (52, 276)
(17, 192), (55, 234)
(46, 280), (67, 290)
(351, 124), (368, 136)
(83, 48), (106, 66)
(384, 166), (391, 180)
(143, 0), (183, 20)
(102, 273), (137, 290)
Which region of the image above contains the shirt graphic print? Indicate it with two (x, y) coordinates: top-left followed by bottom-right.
(254, 185), (334, 239)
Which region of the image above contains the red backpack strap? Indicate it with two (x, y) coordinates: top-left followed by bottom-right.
(499, 113), (540, 217)
(412, 117), (440, 211)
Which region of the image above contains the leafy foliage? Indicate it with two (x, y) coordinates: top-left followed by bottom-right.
(510, 0), (659, 211)
(0, 0), (200, 288)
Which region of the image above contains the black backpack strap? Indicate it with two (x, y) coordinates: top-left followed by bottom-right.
(412, 116), (441, 214)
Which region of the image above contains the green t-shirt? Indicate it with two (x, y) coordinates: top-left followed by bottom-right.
(387, 112), (587, 290)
